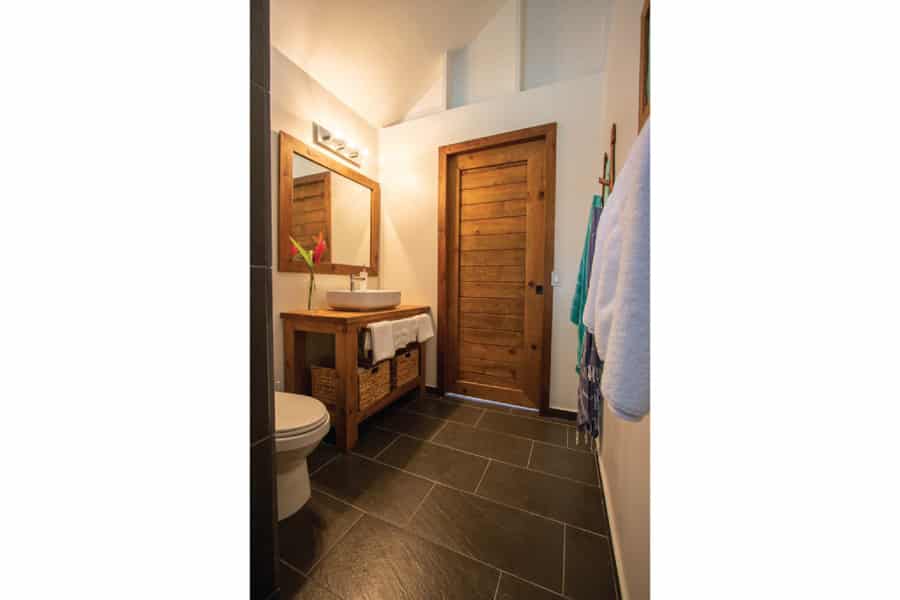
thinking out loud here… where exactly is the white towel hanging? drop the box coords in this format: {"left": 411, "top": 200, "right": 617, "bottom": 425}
{"left": 583, "top": 120, "right": 650, "bottom": 421}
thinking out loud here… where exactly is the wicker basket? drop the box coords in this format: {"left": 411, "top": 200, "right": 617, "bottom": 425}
{"left": 310, "top": 365, "right": 337, "bottom": 406}
{"left": 392, "top": 345, "right": 419, "bottom": 389}
{"left": 358, "top": 361, "right": 390, "bottom": 411}
{"left": 311, "top": 361, "right": 390, "bottom": 412}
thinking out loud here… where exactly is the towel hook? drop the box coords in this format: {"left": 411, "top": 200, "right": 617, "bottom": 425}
{"left": 597, "top": 123, "right": 617, "bottom": 192}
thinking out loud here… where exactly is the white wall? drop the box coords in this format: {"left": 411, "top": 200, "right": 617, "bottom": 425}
{"left": 414, "top": 0, "right": 612, "bottom": 119}
{"left": 522, "top": 0, "right": 612, "bottom": 90}
{"left": 404, "top": 56, "right": 448, "bottom": 122}
{"left": 448, "top": 0, "right": 520, "bottom": 108}
{"left": 379, "top": 75, "right": 605, "bottom": 407}
{"left": 270, "top": 48, "right": 380, "bottom": 389}
{"left": 595, "top": 1, "right": 649, "bottom": 599}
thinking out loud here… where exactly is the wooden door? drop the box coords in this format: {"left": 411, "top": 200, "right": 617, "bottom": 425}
{"left": 440, "top": 125, "right": 557, "bottom": 410}
{"left": 291, "top": 172, "right": 331, "bottom": 262}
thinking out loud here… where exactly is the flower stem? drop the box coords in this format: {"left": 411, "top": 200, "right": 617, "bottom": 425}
{"left": 307, "top": 269, "right": 315, "bottom": 310}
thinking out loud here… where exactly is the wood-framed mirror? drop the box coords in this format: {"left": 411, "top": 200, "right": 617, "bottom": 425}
{"left": 278, "top": 130, "right": 380, "bottom": 275}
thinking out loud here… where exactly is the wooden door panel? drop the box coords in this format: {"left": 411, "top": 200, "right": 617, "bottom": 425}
{"left": 460, "top": 356, "right": 520, "bottom": 380}
{"left": 459, "top": 341, "right": 523, "bottom": 365}
{"left": 461, "top": 327, "right": 524, "bottom": 347}
{"left": 441, "top": 126, "right": 554, "bottom": 411}
{"left": 459, "top": 233, "right": 526, "bottom": 251}
{"left": 460, "top": 215, "right": 526, "bottom": 236}
{"left": 293, "top": 181, "right": 324, "bottom": 198}
{"left": 461, "top": 163, "right": 527, "bottom": 189}
{"left": 292, "top": 208, "right": 327, "bottom": 224}
{"left": 459, "top": 282, "right": 524, "bottom": 299}
{"left": 456, "top": 142, "right": 542, "bottom": 170}
{"left": 521, "top": 144, "right": 546, "bottom": 409}
{"left": 292, "top": 172, "right": 331, "bottom": 262}
{"left": 458, "top": 371, "right": 519, "bottom": 388}
{"left": 459, "top": 249, "right": 525, "bottom": 266}
{"left": 292, "top": 197, "right": 326, "bottom": 213}
{"left": 461, "top": 199, "right": 526, "bottom": 220}
{"left": 460, "top": 265, "right": 524, "bottom": 282}
{"left": 291, "top": 222, "right": 328, "bottom": 238}
{"left": 460, "top": 310, "right": 524, "bottom": 330}
{"left": 461, "top": 182, "right": 528, "bottom": 206}
{"left": 445, "top": 154, "right": 462, "bottom": 393}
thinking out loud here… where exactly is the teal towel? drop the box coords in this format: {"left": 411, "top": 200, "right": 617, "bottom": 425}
{"left": 571, "top": 194, "right": 604, "bottom": 370}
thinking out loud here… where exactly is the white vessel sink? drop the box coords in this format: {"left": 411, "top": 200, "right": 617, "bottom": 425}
{"left": 326, "top": 290, "right": 401, "bottom": 311}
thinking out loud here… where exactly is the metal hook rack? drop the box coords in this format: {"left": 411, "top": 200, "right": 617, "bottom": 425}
{"left": 597, "top": 123, "right": 617, "bottom": 192}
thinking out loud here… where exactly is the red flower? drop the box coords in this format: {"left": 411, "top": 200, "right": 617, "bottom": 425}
{"left": 312, "top": 232, "right": 327, "bottom": 264}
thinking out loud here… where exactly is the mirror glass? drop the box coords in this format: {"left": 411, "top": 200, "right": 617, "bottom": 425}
{"left": 291, "top": 153, "right": 372, "bottom": 267}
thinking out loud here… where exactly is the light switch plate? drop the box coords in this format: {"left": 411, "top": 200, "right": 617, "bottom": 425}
{"left": 551, "top": 271, "right": 560, "bottom": 287}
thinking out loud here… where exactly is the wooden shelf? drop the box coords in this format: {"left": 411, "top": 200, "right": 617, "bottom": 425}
{"left": 282, "top": 305, "right": 430, "bottom": 451}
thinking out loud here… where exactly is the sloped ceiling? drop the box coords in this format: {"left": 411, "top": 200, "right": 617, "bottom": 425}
{"left": 271, "top": 0, "right": 506, "bottom": 127}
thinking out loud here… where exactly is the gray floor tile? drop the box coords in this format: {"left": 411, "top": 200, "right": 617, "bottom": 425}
{"left": 404, "top": 396, "right": 485, "bottom": 425}
{"left": 433, "top": 421, "right": 533, "bottom": 466}
{"left": 529, "top": 442, "right": 599, "bottom": 486}
{"left": 496, "top": 573, "right": 566, "bottom": 600}
{"left": 371, "top": 410, "right": 447, "bottom": 440}
{"left": 476, "top": 461, "right": 608, "bottom": 534}
{"left": 311, "top": 515, "right": 499, "bottom": 600}
{"left": 352, "top": 424, "right": 398, "bottom": 458}
{"left": 307, "top": 443, "right": 340, "bottom": 475}
{"left": 280, "top": 563, "right": 342, "bottom": 600}
{"left": 378, "top": 436, "right": 488, "bottom": 492}
{"left": 408, "top": 484, "right": 564, "bottom": 592}
{"left": 311, "top": 454, "right": 432, "bottom": 525}
{"left": 565, "top": 526, "right": 617, "bottom": 600}
{"left": 476, "top": 411, "right": 568, "bottom": 446}
{"left": 278, "top": 490, "right": 363, "bottom": 574}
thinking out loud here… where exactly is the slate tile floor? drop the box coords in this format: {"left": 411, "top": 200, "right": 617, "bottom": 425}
{"left": 279, "top": 392, "right": 618, "bottom": 600}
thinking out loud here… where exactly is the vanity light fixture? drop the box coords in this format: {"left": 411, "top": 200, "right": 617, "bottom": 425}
{"left": 314, "top": 122, "right": 362, "bottom": 167}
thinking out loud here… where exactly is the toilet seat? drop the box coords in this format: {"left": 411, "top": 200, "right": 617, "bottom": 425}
{"left": 275, "top": 392, "right": 329, "bottom": 438}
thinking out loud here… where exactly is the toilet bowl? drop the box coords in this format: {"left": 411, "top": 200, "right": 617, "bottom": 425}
{"left": 274, "top": 391, "right": 330, "bottom": 521}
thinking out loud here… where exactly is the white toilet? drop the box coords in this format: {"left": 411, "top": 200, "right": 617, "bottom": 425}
{"left": 274, "top": 391, "right": 330, "bottom": 521}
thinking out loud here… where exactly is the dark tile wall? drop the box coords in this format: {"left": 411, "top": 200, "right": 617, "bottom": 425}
{"left": 250, "top": 0, "right": 277, "bottom": 598}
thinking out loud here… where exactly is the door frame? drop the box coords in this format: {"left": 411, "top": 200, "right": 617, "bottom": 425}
{"left": 437, "top": 123, "right": 557, "bottom": 414}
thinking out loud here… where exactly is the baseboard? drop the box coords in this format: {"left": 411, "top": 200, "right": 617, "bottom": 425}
{"left": 598, "top": 447, "right": 630, "bottom": 600}
{"left": 543, "top": 407, "right": 576, "bottom": 421}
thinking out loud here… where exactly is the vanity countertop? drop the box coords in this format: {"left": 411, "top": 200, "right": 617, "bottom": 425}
{"left": 280, "top": 304, "right": 430, "bottom": 327}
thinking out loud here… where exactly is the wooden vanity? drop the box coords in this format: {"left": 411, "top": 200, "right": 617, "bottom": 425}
{"left": 281, "top": 305, "right": 430, "bottom": 451}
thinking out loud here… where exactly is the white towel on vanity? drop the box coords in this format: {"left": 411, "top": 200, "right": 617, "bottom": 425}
{"left": 391, "top": 317, "right": 418, "bottom": 349}
{"left": 367, "top": 314, "right": 435, "bottom": 363}
{"left": 368, "top": 321, "right": 395, "bottom": 363}
{"left": 414, "top": 313, "right": 434, "bottom": 343}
